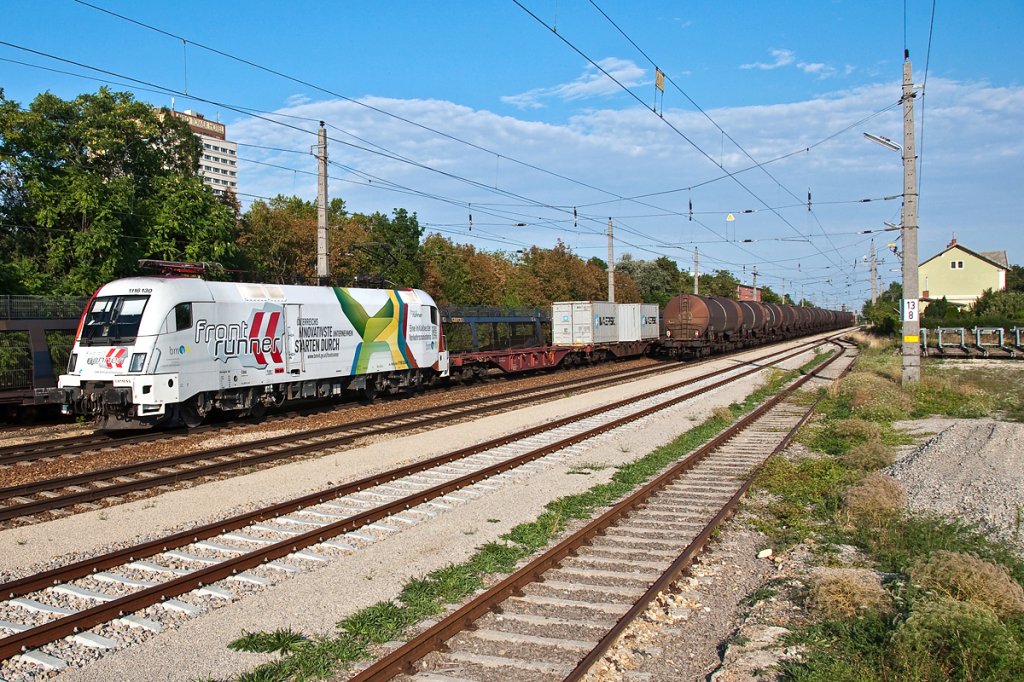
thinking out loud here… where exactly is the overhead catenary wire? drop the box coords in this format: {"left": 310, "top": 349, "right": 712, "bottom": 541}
{"left": 64, "top": 0, "right": 875, "bottom": 288}
{"left": 0, "top": 12, "right": 891, "bottom": 307}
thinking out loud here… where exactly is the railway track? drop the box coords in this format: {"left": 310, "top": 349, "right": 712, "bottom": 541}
{"left": 0, "top": 339, "right": 827, "bottom": 524}
{"left": 351, "top": 342, "right": 852, "bottom": 682}
{"left": 0, "top": 336, "right": 841, "bottom": 674}
{"left": 0, "top": 358, "right": 667, "bottom": 466}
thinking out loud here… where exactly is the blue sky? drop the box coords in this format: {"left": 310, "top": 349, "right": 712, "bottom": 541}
{"left": 3, "top": 1, "right": 1022, "bottom": 309}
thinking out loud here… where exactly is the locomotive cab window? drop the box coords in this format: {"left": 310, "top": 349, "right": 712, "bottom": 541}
{"left": 174, "top": 303, "right": 193, "bottom": 331}
{"left": 430, "top": 306, "right": 438, "bottom": 325}
{"left": 80, "top": 295, "right": 149, "bottom": 346}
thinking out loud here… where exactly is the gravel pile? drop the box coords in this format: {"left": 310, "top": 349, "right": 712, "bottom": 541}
{"left": 886, "top": 418, "right": 1024, "bottom": 553}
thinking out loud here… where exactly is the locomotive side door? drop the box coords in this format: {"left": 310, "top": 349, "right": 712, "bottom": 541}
{"left": 285, "top": 303, "right": 303, "bottom": 376}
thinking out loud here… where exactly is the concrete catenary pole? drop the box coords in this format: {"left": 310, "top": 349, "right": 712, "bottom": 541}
{"left": 870, "top": 239, "right": 878, "bottom": 304}
{"left": 316, "top": 121, "right": 330, "bottom": 285}
{"left": 901, "top": 54, "right": 920, "bottom": 384}
{"left": 693, "top": 248, "right": 699, "bottom": 295}
{"left": 607, "top": 218, "right": 615, "bottom": 302}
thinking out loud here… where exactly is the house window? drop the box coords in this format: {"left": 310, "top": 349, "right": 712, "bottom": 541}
{"left": 950, "top": 260, "right": 964, "bottom": 269}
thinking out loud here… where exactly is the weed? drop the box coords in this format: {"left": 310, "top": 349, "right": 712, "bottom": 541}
{"left": 891, "top": 598, "right": 1024, "bottom": 680}
{"left": 740, "top": 585, "right": 778, "bottom": 607}
{"left": 228, "top": 628, "right": 308, "bottom": 655}
{"left": 338, "top": 601, "right": 409, "bottom": 643}
{"left": 807, "top": 568, "right": 890, "bottom": 619}
{"left": 909, "top": 551, "right": 1024, "bottom": 617}
{"left": 840, "top": 440, "right": 894, "bottom": 471}
{"left": 841, "top": 473, "right": 905, "bottom": 525}
{"left": 567, "top": 462, "right": 608, "bottom": 475}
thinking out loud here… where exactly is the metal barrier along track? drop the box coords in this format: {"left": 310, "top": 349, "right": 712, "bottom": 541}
{"left": 348, "top": 344, "right": 850, "bottom": 682}
{"left": 0, "top": 339, "right": 836, "bottom": 669}
{"left": 0, "top": 338, "right": 830, "bottom": 523}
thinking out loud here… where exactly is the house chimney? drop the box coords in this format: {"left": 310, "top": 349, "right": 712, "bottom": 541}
{"left": 947, "top": 232, "right": 957, "bottom": 249}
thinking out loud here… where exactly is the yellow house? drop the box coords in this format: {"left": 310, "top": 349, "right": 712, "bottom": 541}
{"left": 919, "top": 237, "right": 1008, "bottom": 312}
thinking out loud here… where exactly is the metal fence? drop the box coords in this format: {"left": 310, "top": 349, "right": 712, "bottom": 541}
{"left": 0, "top": 296, "right": 89, "bottom": 320}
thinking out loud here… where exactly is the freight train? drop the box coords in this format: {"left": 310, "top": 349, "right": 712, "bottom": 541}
{"left": 48, "top": 267, "right": 854, "bottom": 430}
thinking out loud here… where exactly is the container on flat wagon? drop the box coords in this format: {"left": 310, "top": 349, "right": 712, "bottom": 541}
{"left": 617, "top": 303, "right": 641, "bottom": 342}
{"left": 552, "top": 302, "right": 575, "bottom": 345}
{"left": 640, "top": 303, "right": 660, "bottom": 340}
{"left": 552, "top": 301, "right": 618, "bottom": 345}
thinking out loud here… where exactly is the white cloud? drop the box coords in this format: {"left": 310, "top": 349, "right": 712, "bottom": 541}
{"left": 742, "top": 49, "right": 848, "bottom": 80}
{"left": 228, "top": 78, "right": 1024, "bottom": 306}
{"left": 740, "top": 49, "right": 796, "bottom": 70}
{"left": 500, "top": 57, "right": 646, "bottom": 110}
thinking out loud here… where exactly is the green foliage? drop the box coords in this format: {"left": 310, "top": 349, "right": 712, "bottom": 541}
{"left": 701, "top": 269, "right": 742, "bottom": 298}
{"left": 0, "top": 88, "right": 238, "bottom": 295}
{"left": 0, "top": 331, "right": 30, "bottom": 390}
{"left": 229, "top": 629, "right": 308, "bottom": 655}
{"left": 861, "top": 281, "right": 902, "bottom": 335}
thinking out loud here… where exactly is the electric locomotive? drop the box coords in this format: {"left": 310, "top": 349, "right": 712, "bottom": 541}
{"left": 52, "top": 268, "right": 448, "bottom": 430}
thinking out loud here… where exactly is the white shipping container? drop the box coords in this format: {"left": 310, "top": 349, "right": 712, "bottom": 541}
{"left": 640, "top": 303, "right": 660, "bottom": 339}
{"left": 617, "top": 303, "right": 641, "bottom": 342}
{"left": 552, "top": 302, "right": 575, "bottom": 345}
{"left": 591, "top": 301, "right": 619, "bottom": 344}
{"left": 552, "top": 301, "right": 619, "bottom": 345}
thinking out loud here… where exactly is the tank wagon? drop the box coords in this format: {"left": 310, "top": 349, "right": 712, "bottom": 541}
{"left": 51, "top": 275, "right": 448, "bottom": 429}
{"left": 660, "top": 293, "right": 854, "bottom": 358}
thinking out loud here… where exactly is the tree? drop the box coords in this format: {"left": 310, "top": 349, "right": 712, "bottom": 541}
{"left": 0, "top": 88, "right": 238, "bottom": 294}
{"left": 760, "top": 286, "right": 783, "bottom": 304}
{"left": 701, "top": 269, "right": 741, "bottom": 298}
{"left": 862, "top": 281, "right": 902, "bottom": 334}
{"left": 1006, "top": 264, "right": 1024, "bottom": 292}
{"left": 615, "top": 254, "right": 681, "bottom": 305}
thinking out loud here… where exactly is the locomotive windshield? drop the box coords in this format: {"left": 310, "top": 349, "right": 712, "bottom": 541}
{"left": 79, "top": 295, "right": 150, "bottom": 346}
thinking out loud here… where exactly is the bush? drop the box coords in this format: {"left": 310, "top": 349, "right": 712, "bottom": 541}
{"left": 808, "top": 568, "right": 890, "bottom": 619}
{"left": 841, "top": 440, "right": 895, "bottom": 471}
{"left": 892, "top": 598, "right": 1024, "bottom": 680}
{"left": 842, "top": 473, "right": 905, "bottom": 524}
{"left": 910, "top": 551, "right": 1024, "bottom": 618}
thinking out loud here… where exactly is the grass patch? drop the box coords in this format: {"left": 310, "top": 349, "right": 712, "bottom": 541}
{"left": 747, "top": 336, "right": 1024, "bottom": 682}
{"left": 227, "top": 349, "right": 835, "bottom": 681}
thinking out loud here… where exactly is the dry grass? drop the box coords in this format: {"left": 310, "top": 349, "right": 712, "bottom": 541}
{"left": 847, "top": 331, "right": 889, "bottom": 349}
{"left": 842, "top": 472, "right": 906, "bottom": 523}
{"left": 828, "top": 418, "right": 883, "bottom": 444}
{"left": 910, "top": 551, "right": 1024, "bottom": 618}
{"left": 808, "top": 567, "right": 890, "bottom": 619}
{"left": 842, "top": 373, "right": 914, "bottom": 419}
{"left": 841, "top": 440, "right": 895, "bottom": 471}
{"left": 711, "top": 406, "right": 733, "bottom": 423}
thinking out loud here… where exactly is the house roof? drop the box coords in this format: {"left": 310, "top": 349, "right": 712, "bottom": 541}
{"left": 980, "top": 250, "right": 1009, "bottom": 268}
{"left": 919, "top": 243, "right": 1009, "bottom": 270}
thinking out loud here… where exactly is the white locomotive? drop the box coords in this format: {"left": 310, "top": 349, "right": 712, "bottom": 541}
{"left": 53, "top": 269, "right": 449, "bottom": 429}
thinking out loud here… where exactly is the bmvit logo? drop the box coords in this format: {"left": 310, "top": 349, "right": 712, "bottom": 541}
{"left": 195, "top": 305, "right": 285, "bottom": 368}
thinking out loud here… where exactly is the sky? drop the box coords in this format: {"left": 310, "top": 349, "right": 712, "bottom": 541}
{"left": 2, "top": 0, "right": 1022, "bottom": 310}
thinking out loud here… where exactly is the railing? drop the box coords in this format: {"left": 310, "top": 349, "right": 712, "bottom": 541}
{"left": 0, "top": 296, "right": 89, "bottom": 320}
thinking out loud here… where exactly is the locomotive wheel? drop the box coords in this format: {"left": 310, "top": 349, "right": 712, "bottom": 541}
{"left": 179, "top": 394, "right": 209, "bottom": 428}
{"left": 361, "top": 375, "right": 381, "bottom": 404}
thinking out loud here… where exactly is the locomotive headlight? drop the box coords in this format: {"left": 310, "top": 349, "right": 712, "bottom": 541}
{"left": 129, "top": 353, "right": 147, "bottom": 373}
{"left": 68, "top": 353, "right": 78, "bottom": 373}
